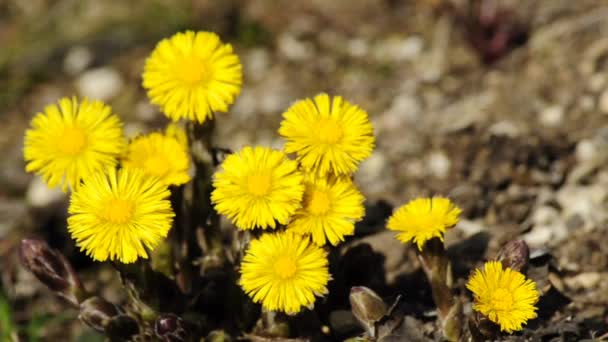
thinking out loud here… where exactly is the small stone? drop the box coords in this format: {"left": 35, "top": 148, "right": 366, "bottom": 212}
{"left": 578, "top": 95, "right": 595, "bottom": 111}
{"left": 63, "top": 46, "right": 93, "bottom": 76}
{"left": 347, "top": 38, "right": 369, "bottom": 58}
{"left": 357, "top": 152, "right": 387, "bottom": 183}
{"left": 575, "top": 139, "right": 597, "bottom": 162}
{"left": 76, "top": 67, "right": 124, "bottom": 101}
{"left": 539, "top": 105, "right": 564, "bottom": 127}
{"left": 244, "top": 48, "right": 270, "bottom": 82}
{"left": 277, "top": 34, "right": 313, "bottom": 61}
{"left": 134, "top": 101, "right": 157, "bottom": 122}
{"left": 26, "top": 177, "right": 65, "bottom": 208}
{"left": 599, "top": 89, "right": 608, "bottom": 114}
{"left": 489, "top": 120, "right": 521, "bottom": 137}
{"left": 530, "top": 205, "right": 560, "bottom": 225}
{"left": 455, "top": 219, "right": 484, "bottom": 237}
{"left": 0, "top": 200, "right": 28, "bottom": 238}
{"left": 564, "top": 272, "right": 602, "bottom": 290}
{"left": 427, "top": 151, "right": 450, "bottom": 179}
{"left": 522, "top": 226, "right": 553, "bottom": 247}
{"left": 588, "top": 73, "right": 606, "bottom": 92}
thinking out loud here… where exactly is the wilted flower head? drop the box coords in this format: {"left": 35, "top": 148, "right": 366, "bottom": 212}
{"left": 23, "top": 97, "right": 126, "bottom": 192}
{"left": 143, "top": 30, "right": 242, "bottom": 123}
{"left": 68, "top": 167, "right": 174, "bottom": 263}
{"left": 279, "top": 93, "right": 375, "bottom": 176}
{"left": 239, "top": 231, "right": 330, "bottom": 314}
{"left": 211, "top": 146, "right": 304, "bottom": 230}
{"left": 387, "top": 197, "right": 461, "bottom": 250}
{"left": 467, "top": 261, "right": 539, "bottom": 333}
{"left": 287, "top": 175, "right": 364, "bottom": 246}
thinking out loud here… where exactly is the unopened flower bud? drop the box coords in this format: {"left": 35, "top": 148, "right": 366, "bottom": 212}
{"left": 349, "top": 286, "right": 387, "bottom": 336}
{"left": 78, "top": 296, "right": 120, "bottom": 332}
{"left": 19, "top": 239, "right": 84, "bottom": 306}
{"left": 155, "top": 313, "right": 187, "bottom": 342}
{"left": 497, "top": 239, "right": 529, "bottom": 273}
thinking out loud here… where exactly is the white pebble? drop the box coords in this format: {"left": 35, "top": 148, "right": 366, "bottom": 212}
{"left": 76, "top": 67, "right": 124, "bottom": 101}
{"left": 63, "top": 46, "right": 93, "bottom": 76}
{"left": 539, "top": 105, "right": 564, "bottom": 127}
{"left": 26, "top": 178, "right": 65, "bottom": 208}
{"left": 575, "top": 139, "right": 597, "bottom": 162}
{"left": 599, "top": 89, "right": 608, "bottom": 114}
{"left": 427, "top": 151, "right": 450, "bottom": 179}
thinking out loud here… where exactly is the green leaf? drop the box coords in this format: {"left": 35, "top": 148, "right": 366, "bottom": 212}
{"left": 0, "top": 289, "right": 16, "bottom": 342}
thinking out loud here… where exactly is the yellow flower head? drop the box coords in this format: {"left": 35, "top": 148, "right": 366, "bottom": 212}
{"left": 142, "top": 31, "right": 242, "bottom": 123}
{"left": 165, "top": 122, "right": 189, "bottom": 148}
{"left": 387, "top": 197, "right": 461, "bottom": 250}
{"left": 240, "top": 231, "right": 330, "bottom": 314}
{"left": 211, "top": 146, "right": 304, "bottom": 230}
{"left": 23, "top": 97, "right": 126, "bottom": 192}
{"left": 67, "top": 167, "right": 174, "bottom": 263}
{"left": 122, "top": 128, "right": 191, "bottom": 186}
{"left": 278, "top": 93, "right": 375, "bottom": 176}
{"left": 467, "top": 261, "right": 539, "bottom": 333}
{"left": 287, "top": 175, "right": 365, "bottom": 246}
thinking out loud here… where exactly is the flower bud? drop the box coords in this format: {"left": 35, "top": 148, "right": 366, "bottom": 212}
{"left": 79, "top": 296, "right": 139, "bottom": 340}
{"left": 78, "top": 296, "right": 120, "bottom": 332}
{"left": 349, "top": 286, "right": 387, "bottom": 336}
{"left": 497, "top": 239, "right": 529, "bottom": 273}
{"left": 19, "top": 239, "right": 84, "bottom": 306}
{"left": 155, "top": 313, "right": 188, "bottom": 342}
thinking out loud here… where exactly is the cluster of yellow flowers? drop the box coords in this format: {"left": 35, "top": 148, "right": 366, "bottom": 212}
{"left": 23, "top": 29, "right": 539, "bottom": 334}
{"left": 386, "top": 197, "right": 539, "bottom": 333}
{"left": 23, "top": 30, "right": 244, "bottom": 263}
{"left": 211, "top": 93, "right": 375, "bottom": 313}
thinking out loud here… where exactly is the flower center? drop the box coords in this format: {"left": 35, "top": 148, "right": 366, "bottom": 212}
{"left": 102, "top": 199, "right": 135, "bottom": 224}
{"left": 175, "top": 56, "right": 209, "bottom": 85}
{"left": 307, "top": 190, "right": 332, "bottom": 215}
{"left": 317, "top": 119, "right": 343, "bottom": 144}
{"left": 59, "top": 126, "right": 87, "bottom": 155}
{"left": 247, "top": 174, "right": 272, "bottom": 197}
{"left": 144, "top": 155, "right": 170, "bottom": 178}
{"left": 490, "top": 288, "right": 514, "bottom": 311}
{"left": 274, "top": 256, "right": 297, "bottom": 279}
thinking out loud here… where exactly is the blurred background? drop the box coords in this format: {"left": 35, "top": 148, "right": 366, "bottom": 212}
{"left": 1, "top": 0, "right": 607, "bottom": 340}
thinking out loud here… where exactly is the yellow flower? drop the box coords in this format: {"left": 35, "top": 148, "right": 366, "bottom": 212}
{"left": 467, "top": 261, "right": 539, "bottom": 333}
{"left": 387, "top": 197, "right": 461, "bottom": 250}
{"left": 240, "top": 231, "right": 330, "bottom": 314}
{"left": 122, "top": 128, "right": 191, "bottom": 186}
{"left": 23, "top": 97, "right": 126, "bottom": 192}
{"left": 142, "top": 31, "right": 242, "bottom": 123}
{"left": 67, "top": 167, "right": 174, "bottom": 263}
{"left": 211, "top": 146, "right": 304, "bottom": 230}
{"left": 287, "top": 175, "right": 364, "bottom": 246}
{"left": 165, "top": 122, "right": 188, "bottom": 148}
{"left": 278, "top": 93, "right": 375, "bottom": 176}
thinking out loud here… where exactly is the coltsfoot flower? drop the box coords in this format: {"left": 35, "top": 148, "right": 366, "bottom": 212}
{"left": 240, "top": 231, "right": 330, "bottom": 314}
{"left": 122, "top": 127, "right": 191, "bottom": 186}
{"left": 467, "top": 261, "right": 539, "bottom": 333}
{"left": 279, "top": 93, "right": 374, "bottom": 176}
{"left": 68, "top": 167, "right": 174, "bottom": 263}
{"left": 142, "top": 31, "right": 242, "bottom": 123}
{"left": 23, "top": 97, "right": 126, "bottom": 192}
{"left": 287, "top": 175, "right": 364, "bottom": 246}
{"left": 387, "top": 197, "right": 461, "bottom": 250}
{"left": 211, "top": 146, "right": 304, "bottom": 230}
